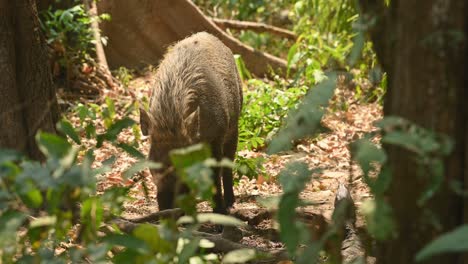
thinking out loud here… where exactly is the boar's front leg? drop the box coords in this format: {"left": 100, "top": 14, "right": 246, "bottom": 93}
{"left": 155, "top": 172, "right": 177, "bottom": 211}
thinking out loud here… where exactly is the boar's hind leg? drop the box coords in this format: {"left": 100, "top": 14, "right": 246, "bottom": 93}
{"left": 211, "top": 143, "right": 227, "bottom": 214}
{"left": 222, "top": 131, "right": 237, "bottom": 209}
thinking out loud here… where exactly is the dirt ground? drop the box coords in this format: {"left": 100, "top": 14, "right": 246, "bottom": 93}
{"left": 67, "top": 69, "right": 382, "bottom": 253}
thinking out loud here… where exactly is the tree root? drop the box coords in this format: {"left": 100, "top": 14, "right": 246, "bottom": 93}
{"left": 211, "top": 18, "right": 297, "bottom": 40}
{"left": 122, "top": 208, "right": 185, "bottom": 223}
{"left": 97, "top": 0, "right": 293, "bottom": 77}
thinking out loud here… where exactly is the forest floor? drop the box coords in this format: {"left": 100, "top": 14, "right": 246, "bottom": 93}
{"left": 66, "top": 69, "right": 382, "bottom": 252}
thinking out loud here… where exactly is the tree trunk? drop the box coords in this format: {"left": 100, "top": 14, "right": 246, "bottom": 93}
{"left": 360, "top": 0, "right": 468, "bottom": 263}
{"left": 83, "top": 0, "right": 109, "bottom": 70}
{"left": 96, "top": 0, "right": 290, "bottom": 77}
{"left": 0, "top": 0, "right": 59, "bottom": 160}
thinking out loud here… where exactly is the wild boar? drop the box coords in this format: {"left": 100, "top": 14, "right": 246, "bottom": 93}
{"left": 140, "top": 32, "right": 243, "bottom": 214}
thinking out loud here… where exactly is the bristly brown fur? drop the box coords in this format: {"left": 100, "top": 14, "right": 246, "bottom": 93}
{"left": 142, "top": 32, "right": 243, "bottom": 214}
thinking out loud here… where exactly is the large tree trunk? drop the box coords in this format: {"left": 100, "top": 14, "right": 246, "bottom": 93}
{"left": 0, "top": 0, "right": 59, "bottom": 160}
{"left": 96, "top": 0, "right": 289, "bottom": 77}
{"left": 360, "top": 1, "right": 467, "bottom": 263}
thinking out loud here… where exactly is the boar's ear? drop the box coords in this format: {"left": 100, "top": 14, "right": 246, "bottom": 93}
{"left": 140, "top": 107, "right": 151, "bottom": 136}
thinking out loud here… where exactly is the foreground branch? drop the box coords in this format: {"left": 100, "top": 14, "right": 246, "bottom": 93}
{"left": 211, "top": 18, "right": 297, "bottom": 40}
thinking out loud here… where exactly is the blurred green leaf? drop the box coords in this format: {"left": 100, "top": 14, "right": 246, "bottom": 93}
{"left": 361, "top": 198, "right": 395, "bottom": 241}
{"left": 81, "top": 197, "right": 104, "bottom": 240}
{"left": 178, "top": 238, "right": 200, "bottom": 264}
{"left": 36, "top": 132, "right": 72, "bottom": 159}
{"left": 133, "top": 224, "right": 173, "bottom": 253}
{"left": 30, "top": 216, "right": 57, "bottom": 228}
{"left": 234, "top": 54, "right": 252, "bottom": 81}
{"left": 103, "top": 234, "right": 150, "bottom": 254}
{"left": 0, "top": 149, "right": 21, "bottom": 165}
{"left": 416, "top": 225, "right": 468, "bottom": 262}
{"left": 223, "top": 249, "right": 257, "bottom": 263}
{"left": 97, "top": 118, "right": 135, "bottom": 147}
{"left": 277, "top": 162, "right": 315, "bottom": 257}
{"left": 122, "top": 160, "right": 162, "bottom": 179}
{"left": 268, "top": 72, "right": 337, "bottom": 154}
{"left": 21, "top": 188, "right": 43, "bottom": 209}
{"left": 105, "top": 97, "right": 116, "bottom": 119}
{"left": 170, "top": 144, "right": 212, "bottom": 171}
{"left": 116, "top": 143, "right": 145, "bottom": 159}
{"left": 180, "top": 213, "right": 246, "bottom": 227}
{"left": 57, "top": 119, "right": 81, "bottom": 144}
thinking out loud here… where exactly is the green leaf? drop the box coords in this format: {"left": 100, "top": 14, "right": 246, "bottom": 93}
{"left": 29, "top": 216, "right": 57, "bottom": 228}
{"left": 57, "top": 119, "right": 81, "bottom": 144}
{"left": 350, "top": 138, "right": 387, "bottom": 189}
{"left": 278, "top": 162, "right": 313, "bottom": 193}
{"left": 195, "top": 213, "right": 246, "bottom": 227}
{"left": 346, "top": 30, "right": 365, "bottom": 67}
{"left": 268, "top": 72, "right": 337, "bottom": 154}
{"left": 80, "top": 197, "right": 104, "bottom": 237}
{"left": 416, "top": 225, "right": 468, "bottom": 262}
{"left": 278, "top": 193, "right": 301, "bottom": 256}
{"left": 105, "top": 97, "right": 116, "bottom": 119}
{"left": 97, "top": 118, "right": 136, "bottom": 147}
{"left": 116, "top": 143, "right": 145, "bottom": 159}
{"left": 287, "top": 43, "right": 300, "bottom": 70}
{"left": 169, "top": 143, "right": 212, "bottom": 171}
{"left": 276, "top": 162, "right": 316, "bottom": 257}
{"left": 178, "top": 238, "right": 200, "bottom": 264}
{"left": 361, "top": 198, "right": 395, "bottom": 241}
{"left": 21, "top": 188, "right": 43, "bottom": 209}
{"left": 184, "top": 163, "right": 214, "bottom": 201}
{"left": 0, "top": 210, "right": 27, "bottom": 233}
{"left": 123, "top": 160, "right": 162, "bottom": 179}
{"left": 234, "top": 54, "right": 252, "bottom": 81}
{"left": 133, "top": 224, "right": 173, "bottom": 253}
{"left": 85, "top": 123, "right": 96, "bottom": 138}
{"left": 103, "top": 234, "right": 150, "bottom": 254}
{"left": 0, "top": 149, "right": 21, "bottom": 165}
{"left": 223, "top": 249, "right": 257, "bottom": 263}
{"left": 36, "top": 132, "right": 72, "bottom": 159}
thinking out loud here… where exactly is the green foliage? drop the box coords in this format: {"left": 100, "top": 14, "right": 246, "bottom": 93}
{"left": 223, "top": 249, "right": 257, "bottom": 263}
{"left": 114, "top": 67, "right": 135, "bottom": 88}
{"left": 194, "top": 0, "right": 293, "bottom": 23}
{"left": 0, "top": 133, "right": 124, "bottom": 262}
{"left": 268, "top": 72, "right": 337, "bottom": 153}
{"left": 277, "top": 162, "right": 315, "bottom": 257}
{"left": 351, "top": 117, "right": 454, "bottom": 242}
{"left": 0, "top": 104, "right": 251, "bottom": 263}
{"left": 40, "top": 4, "right": 95, "bottom": 64}
{"left": 239, "top": 79, "right": 307, "bottom": 150}
{"left": 416, "top": 225, "right": 468, "bottom": 262}
{"left": 234, "top": 155, "right": 265, "bottom": 182}
{"left": 377, "top": 117, "right": 453, "bottom": 205}
{"left": 72, "top": 98, "right": 142, "bottom": 156}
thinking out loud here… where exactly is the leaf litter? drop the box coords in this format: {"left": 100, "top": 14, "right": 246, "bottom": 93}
{"left": 66, "top": 69, "right": 383, "bottom": 251}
